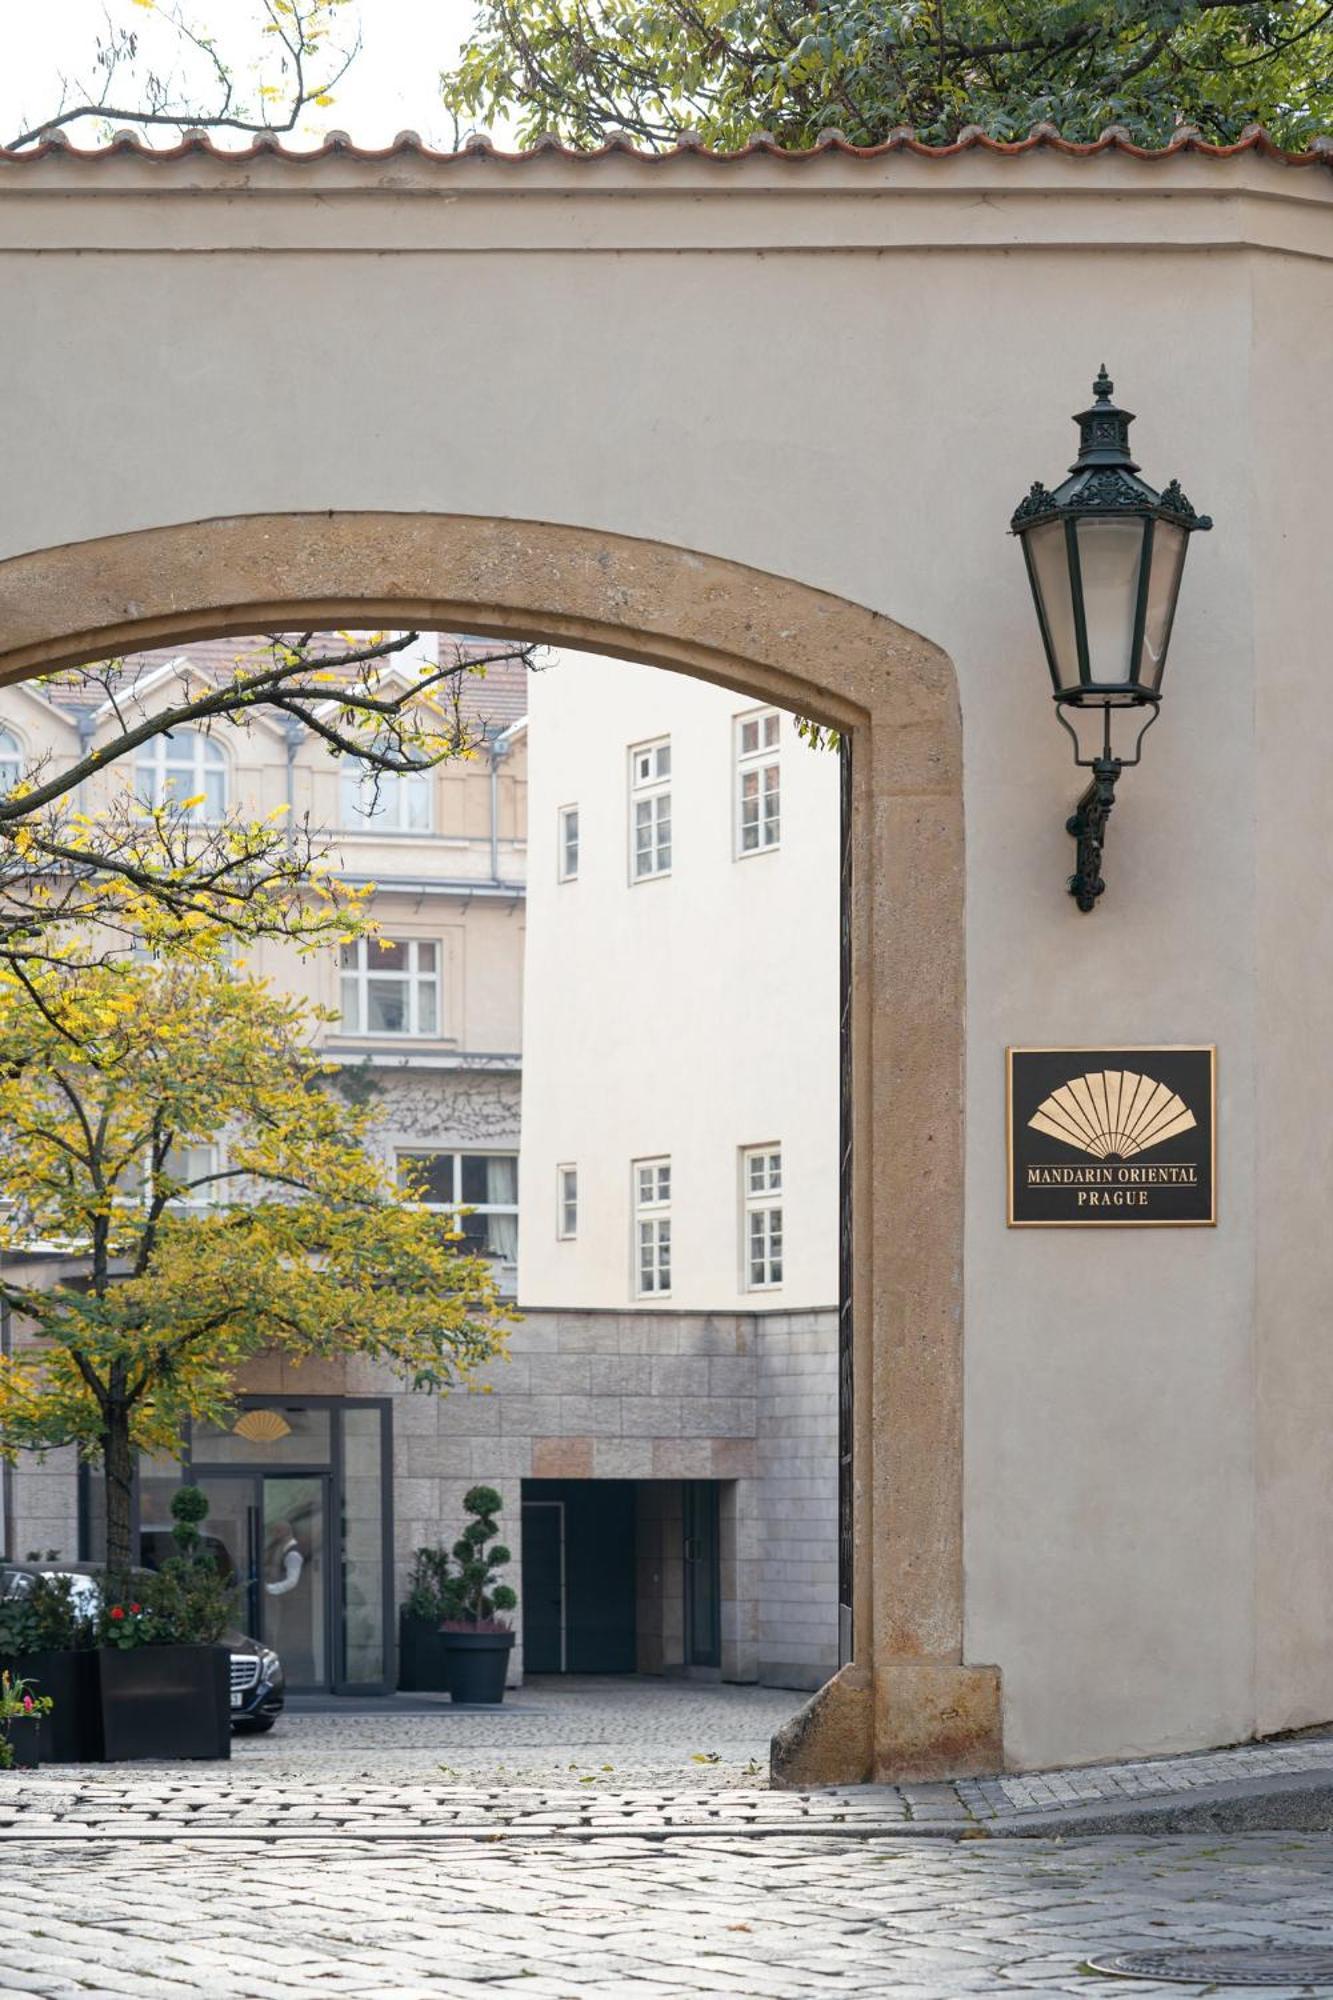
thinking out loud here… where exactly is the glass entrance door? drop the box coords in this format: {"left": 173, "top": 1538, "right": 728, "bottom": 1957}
{"left": 192, "top": 1473, "right": 331, "bottom": 1690}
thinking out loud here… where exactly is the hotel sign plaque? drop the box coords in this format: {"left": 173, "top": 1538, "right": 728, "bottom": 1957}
{"left": 1007, "top": 1046, "right": 1216, "bottom": 1227}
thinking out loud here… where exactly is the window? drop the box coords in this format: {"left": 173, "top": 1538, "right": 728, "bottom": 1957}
{"left": 742, "top": 1146, "right": 783, "bottom": 1290}
{"left": 634, "top": 1156, "right": 671, "bottom": 1297}
{"left": 629, "top": 738, "right": 671, "bottom": 881}
{"left": 0, "top": 727, "right": 22, "bottom": 795}
{"left": 339, "top": 938, "right": 440, "bottom": 1037}
{"left": 558, "top": 806, "right": 580, "bottom": 882}
{"left": 134, "top": 728, "right": 228, "bottom": 820}
{"left": 161, "top": 1143, "right": 221, "bottom": 1213}
{"left": 120, "top": 1142, "right": 221, "bottom": 1213}
{"left": 557, "top": 1165, "right": 578, "bottom": 1240}
{"left": 342, "top": 758, "right": 432, "bottom": 834}
{"left": 397, "top": 1151, "right": 519, "bottom": 1267}
{"left": 736, "top": 709, "right": 781, "bottom": 855}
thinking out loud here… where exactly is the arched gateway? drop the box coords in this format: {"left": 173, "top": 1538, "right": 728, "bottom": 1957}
{"left": 2, "top": 129, "right": 1331, "bottom": 1778}
{"left": 0, "top": 510, "right": 985, "bottom": 1785}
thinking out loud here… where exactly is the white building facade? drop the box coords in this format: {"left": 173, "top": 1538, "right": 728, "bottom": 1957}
{"left": 512, "top": 650, "right": 842, "bottom": 1688}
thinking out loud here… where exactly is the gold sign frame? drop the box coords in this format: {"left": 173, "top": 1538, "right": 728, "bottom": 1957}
{"left": 1006, "top": 1044, "right": 1217, "bottom": 1228}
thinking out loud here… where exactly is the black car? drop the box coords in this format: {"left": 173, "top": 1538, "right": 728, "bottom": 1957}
{"left": 0, "top": 1561, "right": 285, "bottom": 1734}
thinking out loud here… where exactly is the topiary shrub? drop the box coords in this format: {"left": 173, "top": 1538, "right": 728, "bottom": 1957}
{"left": 438, "top": 1486, "right": 518, "bottom": 1629}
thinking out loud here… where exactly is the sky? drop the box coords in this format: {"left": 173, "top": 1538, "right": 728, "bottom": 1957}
{"left": 0, "top": 0, "right": 510, "bottom": 153}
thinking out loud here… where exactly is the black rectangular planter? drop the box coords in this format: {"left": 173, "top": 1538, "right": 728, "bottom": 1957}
{"left": 96, "top": 1645, "right": 231, "bottom": 1762}
{"left": 0, "top": 1651, "right": 100, "bottom": 1764}
{"left": 397, "top": 1613, "right": 449, "bottom": 1693}
{"left": 3, "top": 1714, "right": 41, "bottom": 1770}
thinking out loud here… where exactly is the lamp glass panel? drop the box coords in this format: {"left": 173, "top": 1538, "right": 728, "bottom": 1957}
{"left": 1025, "top": 520, "right": 1079, "bottom": 692}
{"left": 1138, "top": 522, "right": 1187, "bottom": 691}
{"left": 1075, "top": 517, "right": 1146, "bottom": 695}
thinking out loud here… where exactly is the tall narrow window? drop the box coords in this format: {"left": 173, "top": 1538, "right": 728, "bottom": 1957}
{"left": 742, "top": 1145, "right": 783, "bottom": 1290}
{"left": 735, "top": 709, "right": 781, "bottom": 856}
{"left": 634, "top": 1156, "right": 672, "bottom": 1297}
{"left": 135, "top": 728, "right": 228, "bottom": 821}
{"left": 629, "top": 738, "right": 671, "bottom": 881}
{"left": 342, "top": 758, "right": 432, "bottom": 833}
{"left": 339, "top": 938, "right": 440, "bottom": 1037}
{"left": 558, "top": 806, "right": 580, "bottom": 882}
{"left": 558, "top": 1164, "right": 578, "bottom": 1239}
{"left": 0, "top": 728, "right": 22, "bottom": 795}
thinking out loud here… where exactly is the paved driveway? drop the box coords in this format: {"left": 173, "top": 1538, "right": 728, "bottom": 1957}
{"left": 240, "top": 1675, "right": 805, "bottom": 1787}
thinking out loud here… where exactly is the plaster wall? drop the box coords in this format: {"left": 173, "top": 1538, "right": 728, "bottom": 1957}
{"left": 0, "top": 148, "right": 1328, "bottom": 1769}
{"left": 1251, "top": 251, "right": 1333, "bottom": 1740}
{"left": 519, "top": 648, "right": 839, "bottom": 1312}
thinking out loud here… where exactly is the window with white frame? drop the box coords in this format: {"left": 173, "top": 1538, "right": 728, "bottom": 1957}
{"left": 134, "top": 728, "right": 228, "bottom": 820}
{"left": 558, "top": 806, "right": 580, "bottom": 882}
{"left": 161, "top": 1143, "right": 222, "bottom": 1213}
{"left": 339, "top": 938, "right": 440, "bottom": 1037}
{"left": 396, "top": 1150, "right": 519, "bottom": 1266}
{"left": 120, "top": 1142, "right": 221, "bottom": 1213}
{"left": 634, "top": 1157, "right": 672, "bottom": 1297}
{"left": 341, "top": 757, "right": 432, "bottom": 834}
{"left": 742, "top": 1145, "right": 783, "bottom": 1290}
{"left": 629, "top": 739, "right": 671, "bottom": 881}
{"left": 0, "top": 727, "right": 22, "bottom": 795}
{"left": 556, "top": 1164, "right": 578, "bottom": 1239}
{"left": 735, "top": 709, "right": 781, "bottom": 856}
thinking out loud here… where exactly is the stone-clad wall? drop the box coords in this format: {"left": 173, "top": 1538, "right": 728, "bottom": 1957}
{"left": 7, "top": 1299, "right": 839, "bottom": 1697}
{"left": 369, "top": 1304, "right": 839, "bottom": 1689}
{"left": 757, "top": 1312, "right": 840, "bottom": 1690}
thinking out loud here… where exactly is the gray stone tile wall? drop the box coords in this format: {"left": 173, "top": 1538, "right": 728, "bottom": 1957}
{"left": 7, "top": 1300, "right": 839, "bottom": 1701}
{"left": 756, "top": 1310, "right": 840, "bottom": 1690}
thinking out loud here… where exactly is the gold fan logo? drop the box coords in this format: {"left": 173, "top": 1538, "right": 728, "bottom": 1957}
{"left": 1028, "top": 1069, "right": 1196, "bottom": 1162}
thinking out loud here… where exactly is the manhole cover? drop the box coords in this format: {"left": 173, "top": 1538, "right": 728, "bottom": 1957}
{"left": 1089, "top": 1946, "right": 1333, "bottom": 1986}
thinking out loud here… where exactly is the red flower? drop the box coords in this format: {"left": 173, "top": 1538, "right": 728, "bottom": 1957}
{"left": 22, "top": 1696, "right": 33, "bottom": 1711}
{"left": 129, "top": 1603, "right": 142, "bottom": 1615}
{"left": 109, "top": 1606, "right": 125, "bottom": 1621}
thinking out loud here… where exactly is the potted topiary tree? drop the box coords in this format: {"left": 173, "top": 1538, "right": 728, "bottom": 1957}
{"left": 94, "top": 1485, "right": 234, "bottom": 1762}
{"left": 397, "top": 1545, "right": 454, "bottom": 1693}
{"left": 0, "top": 1567, "right": 99, "bottom": 1763}
{"left": 438, "top": 1486, "right": 517, "bottom": 1706}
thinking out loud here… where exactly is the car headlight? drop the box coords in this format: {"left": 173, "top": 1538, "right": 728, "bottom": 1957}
{"left": 258, "top": 1648, "right": 283, "bottom": 1683}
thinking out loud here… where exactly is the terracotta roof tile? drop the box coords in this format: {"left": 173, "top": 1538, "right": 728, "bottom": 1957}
{"left": 1, "top": 122, "right": 1329, "bottom": 170}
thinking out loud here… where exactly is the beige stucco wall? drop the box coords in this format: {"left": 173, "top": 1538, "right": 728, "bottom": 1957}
{"left": 0, "top": 144, "right": 1329, "bottom": 1769}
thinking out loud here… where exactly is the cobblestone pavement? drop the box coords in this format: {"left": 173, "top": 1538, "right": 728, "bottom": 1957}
{"left": 4, "top": 1686, "right": 1333, "bottom": 1995}
{"left": 4, "top": 1829, "right": 1333, "bottom": 1998}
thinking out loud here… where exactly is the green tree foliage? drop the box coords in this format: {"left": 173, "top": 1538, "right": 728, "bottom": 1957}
{"left": 0, "top": 954, "right": 515, "bottom": 1571}
{"left": 444, "top": 0, "right": 1333, "bottom": 152}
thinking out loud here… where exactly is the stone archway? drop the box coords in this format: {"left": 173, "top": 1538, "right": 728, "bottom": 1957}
{"left": 0, "top": 511, "right": 1001, "bottom": 1783}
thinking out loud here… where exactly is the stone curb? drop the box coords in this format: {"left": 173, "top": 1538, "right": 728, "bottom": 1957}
{"left": 968, "top": 1766, "right": 1333, "bottom": 1840}
{"left": 3, "top": 1770, "right": 1333, "bottom": 1844}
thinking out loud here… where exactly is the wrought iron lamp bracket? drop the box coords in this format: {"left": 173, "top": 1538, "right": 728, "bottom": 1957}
{"left": 1055, "top": 700, "right": 1159, "bottom": 912}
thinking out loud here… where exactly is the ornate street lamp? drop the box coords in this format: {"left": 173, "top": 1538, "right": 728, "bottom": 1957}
{"left": 1012, "top": 367, "right": 1212, "bottom": 912}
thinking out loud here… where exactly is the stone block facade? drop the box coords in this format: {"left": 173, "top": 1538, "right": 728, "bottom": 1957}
{"left": 5, "top": 1304, "right": 839, "bottom": 1695}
